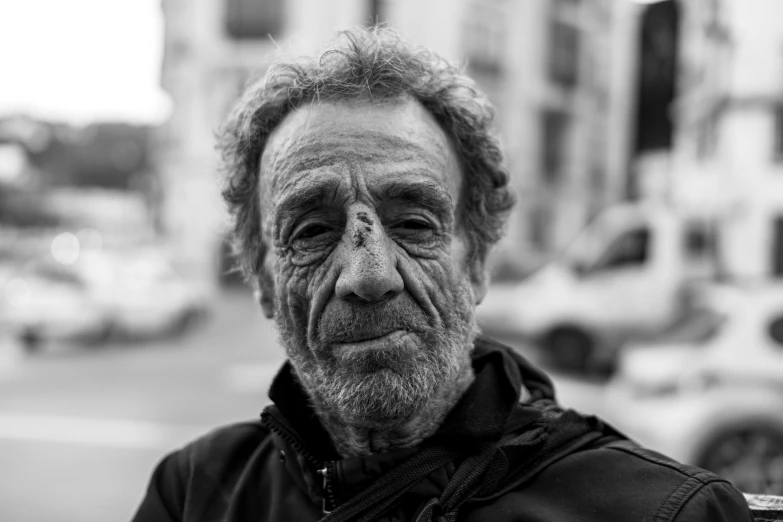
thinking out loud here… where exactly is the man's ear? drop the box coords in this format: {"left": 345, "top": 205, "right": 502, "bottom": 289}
{"left": 256, "top": 288, "right": 274, "bottom": 319}
{"left": 469, "top": 259, "right": 489, "bottom": 305}
{"left": 254, "top": 269, "right": 275, "bottom": 319}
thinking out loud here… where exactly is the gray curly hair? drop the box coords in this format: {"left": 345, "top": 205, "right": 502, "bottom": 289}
{"left": 218, "top": 26, "right": 515, "bottom": 286}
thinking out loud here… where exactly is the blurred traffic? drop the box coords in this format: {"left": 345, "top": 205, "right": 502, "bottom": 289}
{"left": 0, "top": 246, "right": 208, "bottom": 353}
{"left": 2, "top": 0, "right": 783, "bottom": 520}
{"left": 606, "top": 284, "right": 783, "bottom": 495}
{"left": 479, "top": 202, "right": 719, "bottom": 373}
{"left": 478, "top": 204, "right": 783, "bottom": 495}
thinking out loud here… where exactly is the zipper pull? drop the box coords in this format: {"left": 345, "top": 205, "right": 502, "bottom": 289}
{"left": 318, "top": 463, "right": 334, "bottom": 514}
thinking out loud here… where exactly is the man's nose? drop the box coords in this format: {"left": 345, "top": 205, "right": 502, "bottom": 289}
{"left": 335, "top": 212, "right": 404, "bottom": 302}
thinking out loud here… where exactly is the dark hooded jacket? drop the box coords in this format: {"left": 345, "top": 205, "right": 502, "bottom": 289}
{"left": 131, "top": 337, "right": 753, "bottom": 521}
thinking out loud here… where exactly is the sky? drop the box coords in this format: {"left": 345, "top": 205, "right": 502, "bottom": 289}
{"left": 0, "top": 0, "right": 171, "bottom": 125}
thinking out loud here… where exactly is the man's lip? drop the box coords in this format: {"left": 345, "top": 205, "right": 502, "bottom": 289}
{"left": 334, "top": 329, "right": 407, "bottom": 347}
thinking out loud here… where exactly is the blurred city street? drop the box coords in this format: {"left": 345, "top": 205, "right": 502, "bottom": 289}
{"left": 3, "top": 0, "right": 783, "bottom": 517}
{"left": 0, "top": 289, "right": 279, "bottom": 522}
{"left": 0, "top": 289, "right": 607, "bottom": 522}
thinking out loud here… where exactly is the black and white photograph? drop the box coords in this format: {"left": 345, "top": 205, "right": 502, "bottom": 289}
{"left": 1, "top": 0, "right": 782, "bottom": 520}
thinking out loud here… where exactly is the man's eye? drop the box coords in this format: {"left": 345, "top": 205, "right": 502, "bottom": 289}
{"left": 398, "top": 219, "right": 432, "bottom": 230}
{"left": 295, "top": 224, "right": 330, "bottom": 240}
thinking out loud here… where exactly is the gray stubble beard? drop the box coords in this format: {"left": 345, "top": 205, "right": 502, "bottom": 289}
{"left": 276, "top": 279, "right": 479, "bottom": 435}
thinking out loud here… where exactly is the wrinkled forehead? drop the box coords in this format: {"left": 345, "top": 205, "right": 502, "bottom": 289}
{"left": 257, "top": 99, "right": 463, "bottom": 213}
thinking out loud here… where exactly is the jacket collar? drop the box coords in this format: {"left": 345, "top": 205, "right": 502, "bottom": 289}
{"left": 262, "top": 336, "right": 559, "bottom": 508}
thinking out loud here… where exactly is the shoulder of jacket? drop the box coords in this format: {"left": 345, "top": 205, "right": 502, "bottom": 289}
{"left": 464, "top": 435, "right": 752, "bottom": 522}
{"left": 596, "top": 440, "right": 752, "bottom": 521}
{"left": 172, "top": 420, "right": 272, "bottom": 473}
{"left": 601, "top": 439, "right": 723, "bottom": 484}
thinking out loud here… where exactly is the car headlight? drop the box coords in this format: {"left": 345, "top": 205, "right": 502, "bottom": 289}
{"left": 626, "top": 371, "right": 720, "bottom": 398}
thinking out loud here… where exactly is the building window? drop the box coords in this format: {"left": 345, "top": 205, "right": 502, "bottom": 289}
{"left": 769, "top": 316, "right": 783, "bottom": 346}
{"left": 588, "top": 165, "right": 606, "bottom": 193}
{"left": 541, "top": 110, "right": 569, "bottom": 184}
{"left": 368, "top": 0, "right": 385, "bottom": 24}
{"left": 548, "top": 21, "right": 579, "bottom": 88}
{"left": 697, "top": 115, "right": 717, "bottom": 159}
{"left": 683, "top": 221, "right": 717, "bottom": 261}
{"left": 633, "top": 1, "right": 679, "bottom": 152}
{"left": 529, "top": 205, "right": 551, "bottom": 250}
{"left": 772, "top": 216, "right": 783, "bottom": 277}
{"left": 775, "top": 105, "right": 783, "bottom": 162}
{"left": 462, "top": 4, "right": 505, "bottom": 76}
{"left": 225, "top": 0, "right": 284, "bottom": 40}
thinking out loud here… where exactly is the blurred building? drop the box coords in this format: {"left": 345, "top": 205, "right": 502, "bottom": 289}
{"left": 156, "top": 0, "right": 644, "bottom": 289}
{"left": 668, "top": 0, "right": 783, "bottom": 280}
{"left": 488, "top": 0, "right": 637, "bottom": 261}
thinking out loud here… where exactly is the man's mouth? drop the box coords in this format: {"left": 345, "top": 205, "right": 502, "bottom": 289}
{"left": 333, "top": 329, "right": 409, "bottom": 349}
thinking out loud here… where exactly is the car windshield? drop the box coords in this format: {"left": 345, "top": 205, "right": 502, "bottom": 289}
{"left": 554, "top": 210, "right": 647, "bottom": 274}
{"left": 657, "top": 307, "right": 727, "bottom": 344}
{"left": 555, "top": 219, "right": 610, "bottom": 270}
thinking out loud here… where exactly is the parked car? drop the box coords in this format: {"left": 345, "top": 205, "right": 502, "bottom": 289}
{"left": 477, "top": 202, "right": 718, "bottom": 373}
{"left": 1, "top": 248, "right": 209, "bottom": 350}
{"left": 1, "top": 262, "right": 110, "bottom": 352}
{"left": 604, "top": 284, "right": 783, "bottom": 495}
{"left": 75, "top": 250, "right": 209, "bottom": 341}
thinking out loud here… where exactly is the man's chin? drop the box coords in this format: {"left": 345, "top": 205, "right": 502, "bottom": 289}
{"left": 330, "top": 369, "right": 430, "bottom": 426}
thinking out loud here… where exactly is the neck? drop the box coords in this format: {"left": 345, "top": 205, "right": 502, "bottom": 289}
{"left": 315, "top": 365, "right": 475, "bottom": 457}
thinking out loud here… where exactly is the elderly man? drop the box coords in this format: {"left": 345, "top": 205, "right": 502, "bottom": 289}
{"left": 132, "top": 28, "right": 753, "bottom": 521}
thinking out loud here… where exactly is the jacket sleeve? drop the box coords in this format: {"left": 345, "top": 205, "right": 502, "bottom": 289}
{"left": 130, "top": 452, "right": 186, "bottom": 522}
{"left": 671, "top": 480, "right": 754, "bottom": 522}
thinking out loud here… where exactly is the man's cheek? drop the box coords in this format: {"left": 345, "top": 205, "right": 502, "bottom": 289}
{"left": 424, "top": 259, "right": 465, "bottom": 306}
{"left": 276, "top": 258, "right": 332, "bottom": 322}
{"left": 401, "top": 254, "right": 463, "bottom": 311}
{"left": 274, "top": 262, "right": 308, "bottom": 317}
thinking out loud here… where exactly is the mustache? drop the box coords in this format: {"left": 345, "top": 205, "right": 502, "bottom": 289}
{"left": 317, "top": 293, "right": 431, "bottom": 344}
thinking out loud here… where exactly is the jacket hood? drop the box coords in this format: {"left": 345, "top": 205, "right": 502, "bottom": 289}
{"left": 261, "top": 337, "right": 624, "bottom": 513}
{"left": 261, "top": 337, "right": 566, "bottom": 509}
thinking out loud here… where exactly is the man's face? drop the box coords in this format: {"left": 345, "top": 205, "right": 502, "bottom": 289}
{"left": 258, "top": 98, "right": 481, "bottom": 427}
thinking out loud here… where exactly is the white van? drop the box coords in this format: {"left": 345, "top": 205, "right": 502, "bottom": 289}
{"left": 478, "top": 203, "right": 719, "bottom": 372}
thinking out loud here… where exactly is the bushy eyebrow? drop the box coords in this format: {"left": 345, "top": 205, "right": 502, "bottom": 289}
{"left": 273, "top": 178, "right": 342, "bottom": 224}
{"left": 377, "top": 179, "right": 454, "bottom": 215}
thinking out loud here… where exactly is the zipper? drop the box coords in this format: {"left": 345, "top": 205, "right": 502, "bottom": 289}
{"left": 318, "top": 462, "right": 336, "bottom": 514}
{"left": 261, "top": 412, "right": 338, "bottom": 514}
